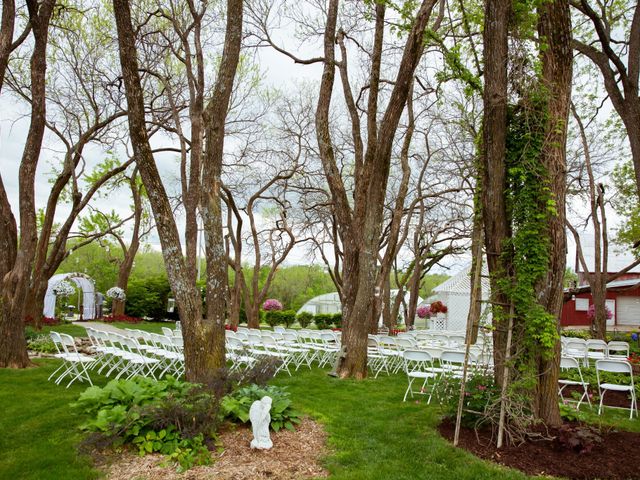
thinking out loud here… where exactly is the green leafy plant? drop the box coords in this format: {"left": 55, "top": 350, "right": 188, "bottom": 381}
{"left": 441, "top": 374, "right": 500, "bottom": 428}
{"left": 313, "top": 313, "right": 333, "bottom": 330}
{"left": 558, "top": 403, "right": 580, "bottom": 422}
{"left": 280, "top": 310, "right": 296, "bottom": 327}
{"left": 221, "top": 384, "right": 301, "bottom": 432}
{"left": 73, "top": 376, "right": 216, "bottom": 472}
{"left": 331, "top": 313, "right": 343, "bottom": 329}
{"left": 296, "top": 311, "right": 313, "bottom": 328}
{"left": 27, "top": 334, "right": 57, "bottom": 354}
{"left": 264, "top": 310, "right": 283, "bottom": 327}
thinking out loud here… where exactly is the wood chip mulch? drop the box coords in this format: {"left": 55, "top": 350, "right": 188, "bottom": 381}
{"left": 439, "top": 417, "right": 640, "bottom": 479}
{"left": 103, "top": 417, "right": 328, "bottom": 480}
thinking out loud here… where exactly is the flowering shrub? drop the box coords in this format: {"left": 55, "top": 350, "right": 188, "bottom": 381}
{"left": 586, "top": 304, "right": 613, "bottom": 321}
{"left": 430, "top": 300, "right": 448, "bottom": 314}
{"left": 416, "top": 305, "right": 431, "bottom": 318}
{"left": 53, "top": 280, "right": 75, "bottom": 297}
{"left": 101, "top": 314, "right": 142, "bottom": 324}
{"left": 225, "top": 324, "right": 238, "bottom": 332}
{"left": 262, "top": 299, "right": 283, "bottom": 311}
{"left": 23, "top": 316, "right": 60, "bottom": 327}
{"left": 441, "top": 373, "right": 499, "bottom": 427}
{"left": 106, "top": 286, "right": 127, "bottom": 301}
{"left": 628, "top": 352, "right": 640, "bottom": 365}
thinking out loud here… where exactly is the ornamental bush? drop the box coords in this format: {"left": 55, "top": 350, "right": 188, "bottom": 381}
{"left": 280, "top": 310, "right": 296, "bottom": 327}
{"left": 314, "top": 313, "right": 333, "bottom": 330}
{"left": 331, "top": 312, "right": 343, "bottom": 328}
{"left": 296, "top": 311, "right": 313, "bottom": 328}
{"left": 264, "top": 310, "right": 283, "bottom": 327}
{"left": 221, "top": 384, "right": 301, "bottom": 432}
{"left": 73, "top": 376, "right": 215, "bottom": 472}
{"left": 440, "top": 373, "right": 500, "bottom": 428}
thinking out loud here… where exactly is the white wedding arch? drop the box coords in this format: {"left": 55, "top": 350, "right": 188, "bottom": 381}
{"left": 43, "top": 272, "right": 97, "bottom": 320}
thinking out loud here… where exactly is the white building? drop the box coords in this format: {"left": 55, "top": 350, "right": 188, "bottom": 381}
{"left": 423, "top": 263, "right": 491, "bottom": 331}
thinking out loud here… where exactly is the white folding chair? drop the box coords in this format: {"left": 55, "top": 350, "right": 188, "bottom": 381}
{"left": 558, "top": 356, "right": 591, "bottom": 409}
{"left": 596, "top": 359, "right": 638, "bottom": 419}
{"left": 48, "top": 332, "right": 95, "bottom": 388}
{"left": 607, "top": 341, "right": 630, "bottom": 360}
{"left": 402, "top": 350, "right": 438, "bottom": 403}
{"left": 564, "top": 340, "right": 588, "bottom": 367}
{"left": 586, "top": 339, "right": 608, "bottom": 365}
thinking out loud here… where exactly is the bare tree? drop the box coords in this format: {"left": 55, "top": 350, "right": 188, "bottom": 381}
{"left": 252, "top": 0, "right": 444, "bottom": 378}
{"left": 571, "top": 1, "right": 640, "bottom": 196}
{"left": 112, "top": 0, "right": 243, "bottom": 381}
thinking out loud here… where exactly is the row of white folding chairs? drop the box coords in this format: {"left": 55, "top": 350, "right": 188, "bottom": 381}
{"left": 400, "top": 330, "right": 492, "bottom": 347}
{"left": 562, "top": 338, "right": 629, "bottom": 366}
{"left": 84, "top": 327, "right": 184, "bottom": 380}
{"left": 401, "top": 349, "right": 485, "bottom": 404}
{"left": 226, "top": 330, "right": 339, "bottom": 374}
{"left": 48, "top": 331, "right": 96, "bottom": 388}
{"left": 368, "top": 335, "right": 492, "bottom": 379}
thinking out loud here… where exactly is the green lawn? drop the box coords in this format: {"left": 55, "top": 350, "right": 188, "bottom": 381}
{"left": 1, "top": 355, "right": 638, "bottom": 479}
{"left": 273, "top": 369, "right": 526, "bottom": 480}
{"left": 0, "top": 360, "right": 101, "bottom": 480}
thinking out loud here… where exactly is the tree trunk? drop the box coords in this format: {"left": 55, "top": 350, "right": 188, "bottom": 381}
{"left": 591, "top": 276, "right": 607, "bottom": 339}
{"left": 246, "top": 301, "right": 260, "bottom": 328}
{"left": 0, "top": 0, "right": 55, "bottom": 369}
{"left": 112, "top": 0, "right": 206, "bottom": 382}
{"left": 481, "top": 0, "right": 512, "bottom": 388}
{"left": 466, "top": 202, "right": 484, "bottom": 344}
{"left": 534, "top": 0, "right": 572, "bottom": 426}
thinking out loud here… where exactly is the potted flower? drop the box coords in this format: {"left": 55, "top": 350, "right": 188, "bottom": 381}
{"left": 628, "top": 352, "right": 640, "bottom": 376}
{"left": 416, "top": 305, "right": 432, "bottom": 319}
{"left": 262, "top": 298, "right": 283, "bottom": 311}
{"left": 430, "top": 300, "right": 448, "bottom": 315}
{"left": 53, "top": 280, "right": 75, "bottom": 319}
{"left": 106, "top": 287, "right": 127, "bottom": 316}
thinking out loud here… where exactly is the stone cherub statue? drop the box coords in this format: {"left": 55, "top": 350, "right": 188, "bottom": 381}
{"left": 249, "top": 396, "right": 273, "bottom": 449}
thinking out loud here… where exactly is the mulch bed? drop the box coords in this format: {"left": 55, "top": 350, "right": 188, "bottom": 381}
{"left": 102, "top": 417, "right": 328, "bottom": 480}
{"left": 439, "top": 418, "right": 640, "bottom": 479}
{"left": 563, "top": 384, "right": 633, "bottom": 409}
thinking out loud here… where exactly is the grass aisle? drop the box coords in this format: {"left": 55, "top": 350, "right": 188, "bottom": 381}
{"left": 273, "top": 369, "right": 527, "bottom": 480}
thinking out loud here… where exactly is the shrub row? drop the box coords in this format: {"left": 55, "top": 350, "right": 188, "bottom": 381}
{"left": 260, "top": 310, "right": 342, "bottom": 329}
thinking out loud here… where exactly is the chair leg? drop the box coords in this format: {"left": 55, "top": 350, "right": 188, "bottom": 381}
{"left": 598, "top": 389, "right": 605, "bottom": 416}
{"left": 403, "top": 378, "right": 415, "bottom": 402}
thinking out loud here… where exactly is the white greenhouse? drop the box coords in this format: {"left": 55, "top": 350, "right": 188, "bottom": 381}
{"left": 297, "top": 290, "right": 423, "bottom": 325}
{"left": 422, "top": 263, "right": 491, "bottom": 331}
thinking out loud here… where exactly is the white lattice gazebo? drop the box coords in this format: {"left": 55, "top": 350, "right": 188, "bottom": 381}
{"left": 43, "top": 272, "right": 96, "bottom": 320}
{"left": 423, "top": 263, "right": 491, "bottom": 330}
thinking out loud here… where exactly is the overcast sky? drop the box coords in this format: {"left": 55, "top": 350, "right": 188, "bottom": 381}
{"left": 0, "top": 16, "right": 631, "bottom": 279}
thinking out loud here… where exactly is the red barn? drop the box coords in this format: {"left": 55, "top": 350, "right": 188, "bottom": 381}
{"left": 562, "top": 278, "right": 640, "bottom": 329}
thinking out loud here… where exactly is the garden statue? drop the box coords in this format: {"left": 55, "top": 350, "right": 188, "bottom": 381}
{"left": 249, "top": 396, "right": 273, "bottom": 449}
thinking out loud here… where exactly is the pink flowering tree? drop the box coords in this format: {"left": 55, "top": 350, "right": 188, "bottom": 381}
{"left": 262, "top": 299, "right": 283, "bottom": 311}
{"left": 587, "top": 304, "right": 612, "bottom": 321}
